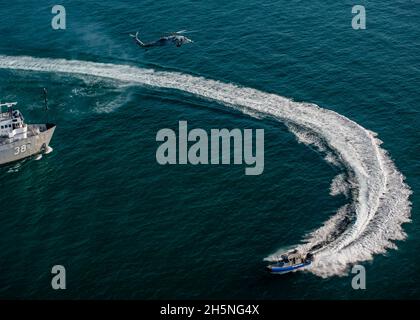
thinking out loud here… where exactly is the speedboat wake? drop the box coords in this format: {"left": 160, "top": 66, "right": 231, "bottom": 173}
{"left": 0, "top": 55, "right": 412, "bottom": 277}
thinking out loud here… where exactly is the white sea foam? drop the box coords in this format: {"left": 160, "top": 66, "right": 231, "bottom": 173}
{"left": 0, "top": 55, "right": 412, "bottom": 277}
{"left": 94, "top": 91, "right": 132, "bottom": 114}
{"left": 330, "top": 173, "right": 350, "bottom": 197}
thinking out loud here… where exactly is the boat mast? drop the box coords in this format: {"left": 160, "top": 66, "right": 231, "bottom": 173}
{"left": 43, "top": 88, "right": 49, "bottom": 123}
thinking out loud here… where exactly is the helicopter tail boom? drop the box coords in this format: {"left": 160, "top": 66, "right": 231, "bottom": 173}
{"left": 129, "top": 32, "right": 146, "bottom": 47}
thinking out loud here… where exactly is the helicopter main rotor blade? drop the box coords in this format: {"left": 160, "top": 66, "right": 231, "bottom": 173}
{"left": 165, "top": 30, "right": 196, "bottom": 35}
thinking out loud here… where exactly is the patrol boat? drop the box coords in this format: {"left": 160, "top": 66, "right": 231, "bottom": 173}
{"left": 0, "top": 100, "right": 55, "bottom": 165}
{"left": 267, "top": 250, "right": 313, "bottom": 274}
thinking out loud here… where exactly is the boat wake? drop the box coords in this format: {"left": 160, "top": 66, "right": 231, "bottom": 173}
{"left": 0, "top": 55, "right": 412, "bottom": 277}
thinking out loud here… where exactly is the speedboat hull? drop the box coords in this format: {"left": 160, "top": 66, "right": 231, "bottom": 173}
{"left": 267, "top": 261, "right": 311, "bottom": 274}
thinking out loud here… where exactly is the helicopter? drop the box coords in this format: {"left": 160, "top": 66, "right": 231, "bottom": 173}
{"left": 129, "top": 30, "right": 194, "bottom": 49}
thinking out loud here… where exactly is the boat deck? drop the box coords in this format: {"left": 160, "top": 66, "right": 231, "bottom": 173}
{"left": 0, "top": 124, "right": 49, "bottom": 145}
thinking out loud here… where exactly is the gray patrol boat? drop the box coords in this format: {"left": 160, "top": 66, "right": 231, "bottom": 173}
{"left": 0, "top": 101, "right": 55, "bottom": 165}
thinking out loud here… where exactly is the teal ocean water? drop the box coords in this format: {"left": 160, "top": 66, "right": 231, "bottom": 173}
{"left": 0, "top": 1, "right": 419, "bottom": 299}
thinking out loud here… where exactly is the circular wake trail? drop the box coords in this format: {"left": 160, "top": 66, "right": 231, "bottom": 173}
{"left": 0, "top": 55, "right": 412, "bottom": 277}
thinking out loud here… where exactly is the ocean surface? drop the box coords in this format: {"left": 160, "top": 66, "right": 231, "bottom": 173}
{"left": 0, "top": 0, "right": 419, "bottom": 299}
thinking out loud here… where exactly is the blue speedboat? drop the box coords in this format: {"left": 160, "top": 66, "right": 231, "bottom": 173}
{"left": 267, "top": 250, "right": 313, "bottom": 274}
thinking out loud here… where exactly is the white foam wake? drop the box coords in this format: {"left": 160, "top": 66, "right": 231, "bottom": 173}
{"left": 0, "top": 55, "right": 412, "bottom": 277}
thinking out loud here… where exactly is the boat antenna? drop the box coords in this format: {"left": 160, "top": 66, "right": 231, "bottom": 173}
{"left": 43, "top": 88, "right": 49, "bottom": 123}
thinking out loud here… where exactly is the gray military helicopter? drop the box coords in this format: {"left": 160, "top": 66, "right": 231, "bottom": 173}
{"left": 129, "top": 30, "right": 194, "bottom": 49}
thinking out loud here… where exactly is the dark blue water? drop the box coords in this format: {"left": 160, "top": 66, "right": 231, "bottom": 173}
{"left": 0, "top": 0, "right": 419, "bottom": 299}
